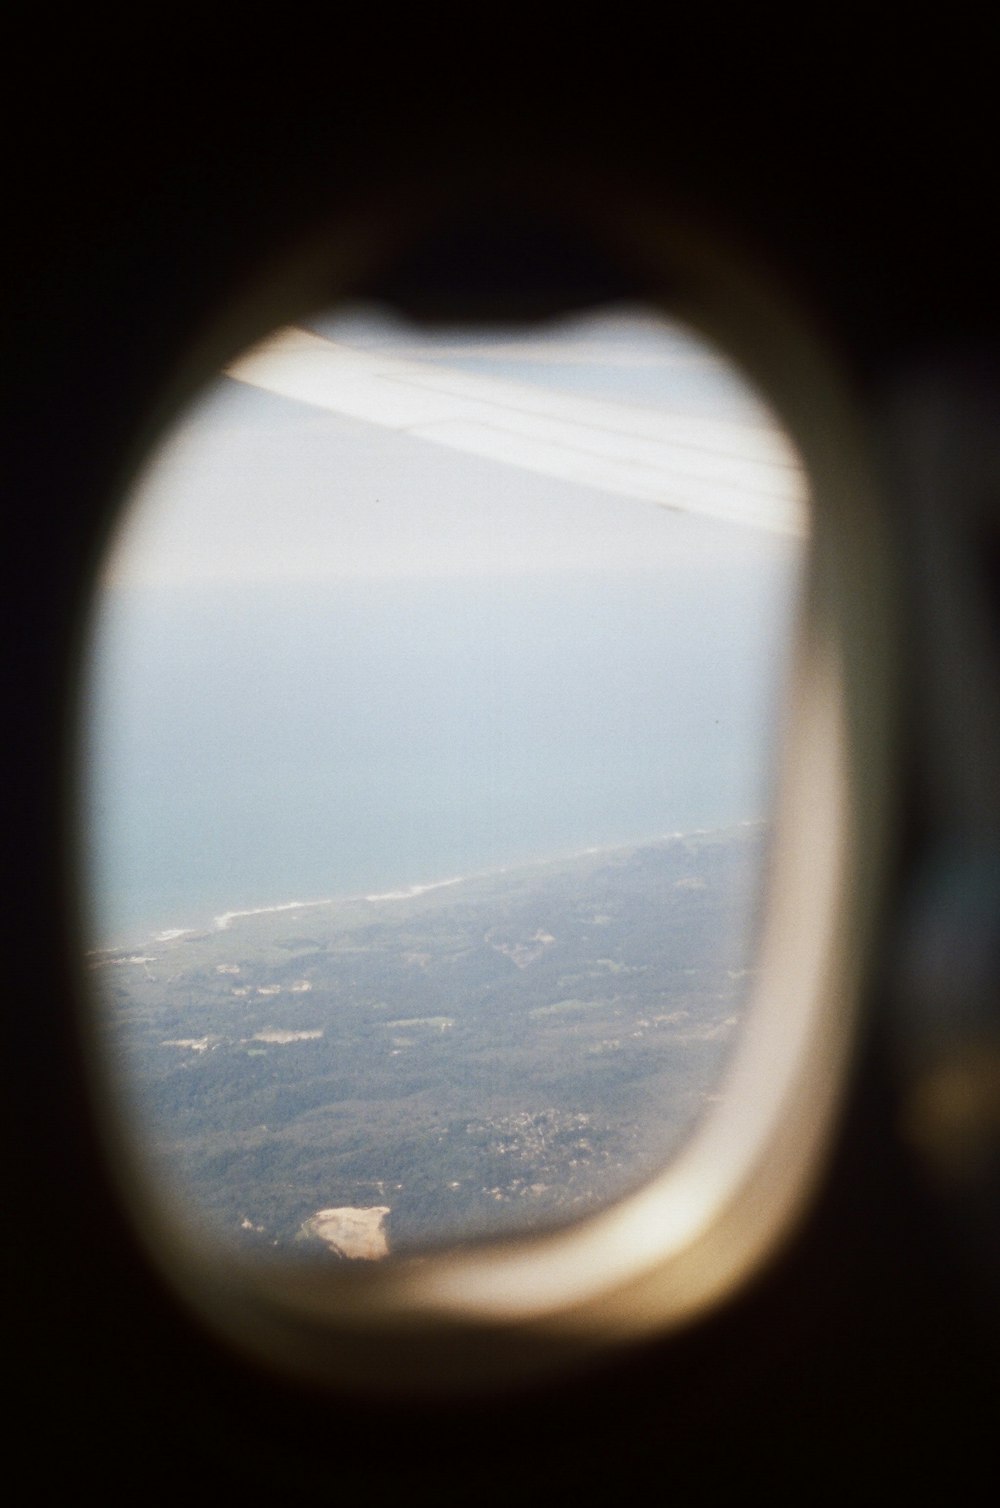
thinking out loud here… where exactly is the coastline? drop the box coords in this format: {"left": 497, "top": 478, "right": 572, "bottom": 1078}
{"left": 87, "top": 819, "right": 765, "bottom": 957}
{"left": 210, "top": 873, "right": 468, "bottom": 933}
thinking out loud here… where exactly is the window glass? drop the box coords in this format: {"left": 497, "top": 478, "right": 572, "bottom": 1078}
{"left": 83, "top": 305, "right": 806, "bottom": 1258}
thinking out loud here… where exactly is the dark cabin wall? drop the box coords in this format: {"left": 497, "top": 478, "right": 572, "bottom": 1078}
{"left": 7, "top": 28, "right": 997, "bottom": 1499}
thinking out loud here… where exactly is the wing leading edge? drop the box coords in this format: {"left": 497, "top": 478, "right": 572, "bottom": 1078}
{"left": 226, "top": 328, "right": 807, "bottom": 537}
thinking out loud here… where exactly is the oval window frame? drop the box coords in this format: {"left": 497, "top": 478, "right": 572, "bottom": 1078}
{"left": 72, "top": 189, "right": 896, "bottom": 1395}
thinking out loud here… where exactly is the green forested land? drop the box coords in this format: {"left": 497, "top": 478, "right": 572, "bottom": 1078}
{"left": 90, "top": 827, "right": 764, "bottom": 1254}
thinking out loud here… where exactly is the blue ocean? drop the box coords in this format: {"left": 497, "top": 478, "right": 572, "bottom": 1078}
{"left": 83, "top": 534, "right": 799, "bottom": 948}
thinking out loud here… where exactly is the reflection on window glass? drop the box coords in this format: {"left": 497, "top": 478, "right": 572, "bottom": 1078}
{"left": 84, "top": 305, "right": 807, "bottom": 1258}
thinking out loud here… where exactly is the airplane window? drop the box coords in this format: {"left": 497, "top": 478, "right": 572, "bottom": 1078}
{"left": 81, "top": 303, "right": 808, "bottom": 1267}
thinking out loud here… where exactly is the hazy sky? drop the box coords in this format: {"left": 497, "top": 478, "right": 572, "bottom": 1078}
{"left": 103, "top": 305, "right": 805, "bottom": 589}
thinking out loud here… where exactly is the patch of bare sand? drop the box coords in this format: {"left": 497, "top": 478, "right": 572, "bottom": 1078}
{"left": 252, "top": 1028, "right": 323, "bottom": 1044}
{"left": 299, "top": 1206, "right": 391, "bottom": 1260}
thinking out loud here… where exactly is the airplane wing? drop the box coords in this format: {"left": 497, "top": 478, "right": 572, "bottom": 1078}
{"left": 226, "top": 327, "right": 807, "bottom": 537}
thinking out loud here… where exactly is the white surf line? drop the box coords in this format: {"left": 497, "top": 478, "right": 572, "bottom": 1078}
{"left": 212, "top": 876, "right": 470, "bottom": 930}
{"left": 213, "top": 897, "right": 334, "bottom": 931}
{"left": 364, "top": 876, "right": 465, "bottom": 903}
{"left": 226, "top": 329, "right": 808, "bottom": 538}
